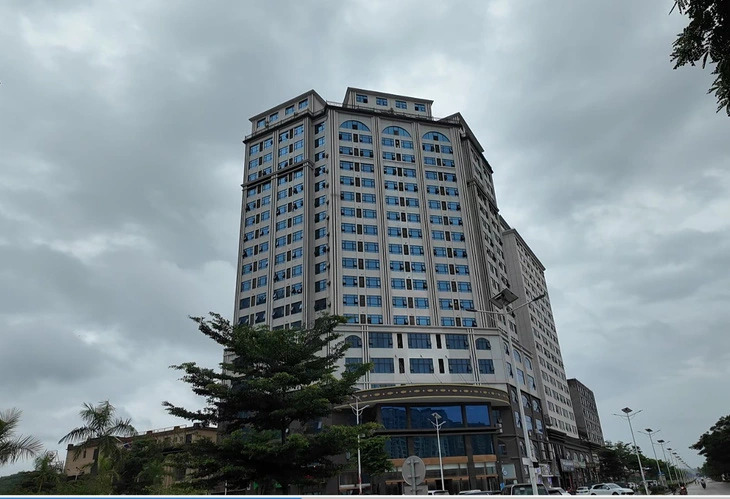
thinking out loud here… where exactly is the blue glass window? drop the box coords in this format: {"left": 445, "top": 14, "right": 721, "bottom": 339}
{"left": 389, "top": 244, "right": 403, "bottom": 255}
{"left": 475, "top": 338, "right": 491, "bottom": 350}
{"left": 416, "top": 316, "right": 431, "bottom": 326}
{"left": 372, "top": 357, "right": 394, "bottom": 373}
{"left": 339, "top": 132, "right": 352, "bottom": 141}
{"left": 413, "top": 280, "right": 427, "bottom": 290}
{"left": 410, "top": 245, "right": 424, "bottom": 255}
{"left": 366, "top": 295, "right": 382, "bottom": 307}
{"left": 441, "top": 317, "right": 456, "bottom": 326}
{"left": 410, "top": 358, "right": 434, "bottom": 373}
{"left": 408, "top": 333, "right": 431, "bottom": 349}
{"left": 363, "top": 209, "right": 376, "bottom": 219}
{"left": 315, "top": 227, "right": 327, "bottom": 239}
{"left": 437, "top": 281, "right": 450, "bottom": 291}
{"left": 315, "top": 122, "right": 325, "bottom": 133}
{"left": 340, "top": 120, "right": 370, "bottom": 131}
{"left": 365, "top": 259, "right": 380, "bottom": 270}
{"left": 343, "top": 276, "right": 357, "bottom": 287}
{"left": 381, "top": 406, "right": 407, "bottom": 429}
{"left": 423, "top": 131, "right": 450, "bottom": 142}
{"left": 345, "top": 357, "right": 362, "bottom": 372}
{"left": 478, "top": 359, "right": 495, "bottom": 374}
{"left": 364, "top": 242, "right": 378, "bottom": 252}
{"left": 366, "top": 277, "right": 381, "bottom": 288}
{"left": 393, "top": 315, "right": 408, "bottom": 325}
{"left": 356, "top": 94, "right": 368, "bottom": 103}
{"left": 376, "top": 97, "right": 388, "bottom": 106}
{"left": 298, "top": 99, "right": 308, "bottom": 109}
{"left": 432, "top": 230, "right": 445, "bottom": 240}
{"left": 341, "top": 207, "right": 355, "bottom": 217}
{"left": 362, "top": 193, "right": 376, "bottom": 203}
{"left": 382, "top": 126, "right": 412, "bottom": 137}
{"left": 315, "top": 279, "right": 327, "bottom": 292}
{"left": 449, "top": 359, "right": 472, "bottom": 373}
{"left": 369, "top": 332, "right": 393, "bottom": 348}
{"left": 362, "top": 178, "right": 375, "bottom": 188}
{"left": 382, "top": 138, "right": 395, "bottom": 147}
{"left": 471, "top": 434, "right": 494, "bottom": 455}
{"left": 386, "top": 196, "right": 399, "bottom": 206}
{"left": 395, "top": 100, "right": 407, "bottom": 109}
{"left": 342, "top": 258, "right": 357, "bottom": 269}
{"left": 341, "top": 223, "right": 356, "bottom": 233}
{"left": 390, "top": 260, "right": 404, "bottom": 271}
{"left": 391, "top": 278, "right": 405, "bottom": 289}
{"left": 361, "top": 163, "right": 375, "bottom": 172}
{"left": 359, "top": 135, "right": 373, "bottom": 144}
{"left": 346, "top": 335, "right": 362, "bottom": 348}
{"left": 392, "top": 296, "right": 407, "bottom": 308}
{"left": 414, "top": 297, "right": 429, "bottom": 308}
{"left": 367, "top": 314, "right": 383, "bottom": 324}
{"left": 414, "top": 103, "right": 426, "bottom": 112}
{"left": 411, "top": 262, "right": 426, "bottom": 272}
{"left": 445, "top": 334, "right": 468, "bottom": 349}
{"left": 343, "top": 294, "right": 358, "bottom": 306}
{"left": 363, "top": 225, "right": 377, "bottom": 235}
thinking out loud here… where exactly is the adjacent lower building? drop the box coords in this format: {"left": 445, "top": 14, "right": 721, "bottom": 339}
{"left": 232, "top": 87, "right": 602, "bottom": 493}
{"left": 63, "top": 424, "right": 217, "bottom": 488}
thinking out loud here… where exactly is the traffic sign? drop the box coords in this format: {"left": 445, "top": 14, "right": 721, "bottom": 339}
{"left": 402, "top": 455, "right": 426, "bottom": 485}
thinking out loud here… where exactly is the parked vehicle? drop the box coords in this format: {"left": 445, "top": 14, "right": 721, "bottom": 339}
{"left": 428, "top": 490, "right": 450, "bottom": 496}
{"left": 500, "top": 483, "right": 550, "bottom": 495}
{"left": 588, "top": 483, "right": 634, "bottom": 495}
{"left": 575, "top": 486, "right": 590, "bottom": 495}
{"left": 458, "top": 491, "right": 486, "bottom": 495}
{"left": 548, "top": 487, "right": 571, "bottom": 495}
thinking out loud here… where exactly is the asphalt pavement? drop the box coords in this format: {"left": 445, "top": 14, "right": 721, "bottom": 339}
{"left": 683, "top": 479, "right": 730, "bottom": 495}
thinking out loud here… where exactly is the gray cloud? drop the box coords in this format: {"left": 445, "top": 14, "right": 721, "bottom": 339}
{"left": 1, "top": 0, "right": 725, "bottom": 475}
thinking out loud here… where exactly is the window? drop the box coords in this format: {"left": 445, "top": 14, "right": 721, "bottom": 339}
{"left": 410, "top": 358, "right": 434, "bottom": 373}
{"left": 345, "top": 357, "right": 362, "bottom": 372}
{"left": 356, "top": 94, "right": 368, "bottom": 103}
{"left": 392, "top": 296, "right": 407, "bottom": 308}
{"left": 390, "top": 260, "right": 404, "bottom": 271}
{"left": 341, "top": 223, "right": 356, "bottom": 233}
{"left": 342, "top": 258, "right": 357, "bottom": 269}
{"left": 366, "top": 295, "right": 382, "bottom": 307}
{"left": 423, "top": 131, "right": 451, "bottom": 142}
{"left": 441, "top": 317, "right": 456, "bottom": 326}
{"left": 298, "top": 99, "right": 308, "bottom": 109}
{"left": 382, "top": 126, "right": 412, "bottom": 137}
{"left": 382, "top": 137, "right": 395, "bottom": 147}
{"left": 363, "top": 225, "right": 377, "bottom": 235}
{"left": 372, "top": 357, "right": 394, "bottom": 373}
{"left": 475, "top": 338, "right": 491, "bottom": 350}
{"left": 314, "top": 137, "right": 325, "bottom": 147}
{"left": 366, "top": 277, "right": 381, "bottom": 288}
{"left": 416, "top": 316, "right": 431, "bottom": 326}
{"left": 413, "top": 279, "right": 427, "bottom": 290}
{"left": 315, "top": 279, "right": 327, "bottom": 292}
{"left": 433, "top": 246, "right": 447, "bottom": 257}
{"left": 269, "top": 112, "right": 278, "bottom": 122}
{"left": 432, "top": 230, "right": 445, "bottom": 241}
{"left": 407, "top": 213, "right": 421, "bottom": 223}
{"left": 408, "top": 333, "right": 431, "bottom": 349}
{"left": 448, "top": 358, "right": 472, "bottom": 373}
{"left": 339, "top": 132, "right": 352, "bottom": 142}
{"left": 376, "top": 97, "right": 388, "bottom": 106}
{"left": 340, "top": 120, "right": 371, "bottom": 131}
{"left": 362, "top": 193, "right": 376, "bottom": 203}
{"left": 458, "top": 281, "right": 472, "bottom": 292}
{"left": 394, "top": 315, "right": 408, "bottom": 325}
{"left": 395, "top": 100, "right": 407, "bottom": 109}
{"left": 345, "top": 335, "right": 362, "bottom": 348}
{"left": 362, "top": 209, "right": 376, "bottom": 219}
{"left": 315, "top": 122, "right": 325, "bottom": 133}
{"left": 389, "top": 244, "right": 403, "bottom": 255}
{"left": 414, "top": 297, "right": 429, "bottom": 309}
{"left": 367, "top": 314, "right": 383, "bottom": 324}
{"left": 391, "top": 278, "right": 405, "bottom": 289}
{"left": 414, "top": 103, "right": 426, "bottom": 112}
{"left": 370, "top": 332, "right": 393, "bottom": 348}
{"left": 365, "top": 259, "right": 380, "bottom": 269}
{"left": 362, "top": 178, "right": 375, "bottom": 188}
{"left": 343, "top": 294, "right": 358, "bottom": 306}
{"left": 257, "top": 118, "right": 265, "bottom": 128}
{"left": 445, "top": 334, "right": 468, "bottom": 349}
{"left": 478, "top": 359, "right": 495, "bottom": 374}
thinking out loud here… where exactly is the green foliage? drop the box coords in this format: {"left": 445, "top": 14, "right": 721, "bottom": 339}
{"left": 112, "top": 438, "right": 167, "bottom": 494}
{"left": 58, "top": 401, "right": 137, "bottom": 463}
{"left": 692, "top": 414, "right": 730, "bottom": 480}
{"left": 0, "top": 408, "right": 42, "bottom": 466}
{"left": 671, "top": 0, "right": 730, "bottom": 116}
{"left": 164, "top": 313, "right": 382, "bottom": 493}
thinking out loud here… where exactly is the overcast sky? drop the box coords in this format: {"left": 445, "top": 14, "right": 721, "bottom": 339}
{"left": 1, "top": 0, "right": 727, "bottom": 476}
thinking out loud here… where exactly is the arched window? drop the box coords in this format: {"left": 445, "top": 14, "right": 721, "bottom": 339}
{"left": 340, "top": 120, "right": 370, "bottom": 132}
{"left": 345, "top": 335, "right": 362, "bottom": 348}
{"left": 475, "top": 338, "right": 491, "bottom": 350}
{"left": 382, "top": 126, "right": 412, "bottom": 137}
{"left": 422, "top": 131, "right": 451, "bottom": 142}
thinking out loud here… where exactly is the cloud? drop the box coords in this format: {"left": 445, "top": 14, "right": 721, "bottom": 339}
{"left": 0, "top": 0, "right": 724, "bottom": 476}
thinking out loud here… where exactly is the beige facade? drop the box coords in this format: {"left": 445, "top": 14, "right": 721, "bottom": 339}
{"left": 63, "top": 423, "right": 217, "bottom": 487}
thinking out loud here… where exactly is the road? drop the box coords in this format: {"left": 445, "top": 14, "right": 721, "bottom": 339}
{"left": 684, "top": 479, "right": 730, "bottom": 495}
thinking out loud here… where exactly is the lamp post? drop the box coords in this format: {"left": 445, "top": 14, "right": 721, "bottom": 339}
{"left": 349, "top": 396, "right": 370, "bottom": 495}
{"left": 466, "top": 290, "right": 546, "bottom": 496}
{"left": 613, "top": 408, "right": 648, "bottom": 495}
{"left": 668, "top": 449, "right": 683, "bottom": 484}
{"left": 639, "top": 428, "right": 664, "bottom": 485}
{"left": 431, "top": 413, "right": 446, "bottom": 491}
{"left": 656, "top": 439, "right": 676, "bottom": 486}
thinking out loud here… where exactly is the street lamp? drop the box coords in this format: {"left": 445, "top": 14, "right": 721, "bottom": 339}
{"left": 656, "top": 439, "right": 676, "bottom": 485}
{"left": 639, "top": 428, "right": 663, "bottom": 485}
{"left": 430, "top": 413, "right": 446, "bottom": 491}
{"left": 613, "top": 408, "right": 648, "bottom": 495}
{"left": 668, "top": 449, "right": 683, "bottom": 484}
{"left": 465, "top": 291, "right": 546, "bottom": 496}
{"left": 349, "top": 396, "right": 370, "bottom": 495}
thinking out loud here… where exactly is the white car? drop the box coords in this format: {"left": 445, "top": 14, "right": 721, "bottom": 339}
{"left": 576, "top": 487, "right": 590, "bottom": 495}
{"left": 548, "top": 488, "right": 571, "bottom": 495}
{"left": 588, "top": 483, "right": 634, "bottom": 495}
{"left": 428, "top": 491, "right": 450, "bottom": 496}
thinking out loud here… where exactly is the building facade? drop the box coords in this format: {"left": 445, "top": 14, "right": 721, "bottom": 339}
{"left": 234, "top": 88, "right": 580, "bottom": 492}
{"left": 568, "top": 378, "right": 605, "bottom": 447}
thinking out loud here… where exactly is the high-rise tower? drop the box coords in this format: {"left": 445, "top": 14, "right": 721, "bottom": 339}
{"left": 233, "top": 88, "right": 557, "bottom": 492}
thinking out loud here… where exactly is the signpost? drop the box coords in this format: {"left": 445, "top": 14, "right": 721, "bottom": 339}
{"left": 402, "top": 455, "right": 426, "bottom": 495}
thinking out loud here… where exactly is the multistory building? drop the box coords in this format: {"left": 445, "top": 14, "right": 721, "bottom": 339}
{"left": 233, "top": 88, "right": 558, "bottom": 492}
{"left": 568, "top": 378, "right": 605, "bottom": 446}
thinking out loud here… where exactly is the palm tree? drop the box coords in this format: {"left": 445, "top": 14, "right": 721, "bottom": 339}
{"left": 0, "top": 408, "right": 43, "bottom": 466}
{"left": 34, "top": 450, "right": 64, "bottom": 492}
{"left": 59, "top": 401, "right": 137, "bottom": 464}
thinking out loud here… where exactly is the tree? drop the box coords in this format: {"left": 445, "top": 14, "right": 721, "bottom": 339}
{"left": 597, "top": 445, "right": 625, "bottom": 481}
{"left": 33, "top": 450, "right": 64, "bottom": 493}
{"left": 0, "top": 408, "right": 42, "bottom": 466}
{"left": 58, "top": 401, "right": 137, "bottom": 467}
{"left": 671, "top": 0, "right": 730, "bottom": 116}
{"left": 691, "top": 414, "right": 730, "bottom": 480}
{"left": 163, "top": 313, "right": 385, "bottom": 494}
{"left": 113, "top": 438, "right": 167, "bottom": 495}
